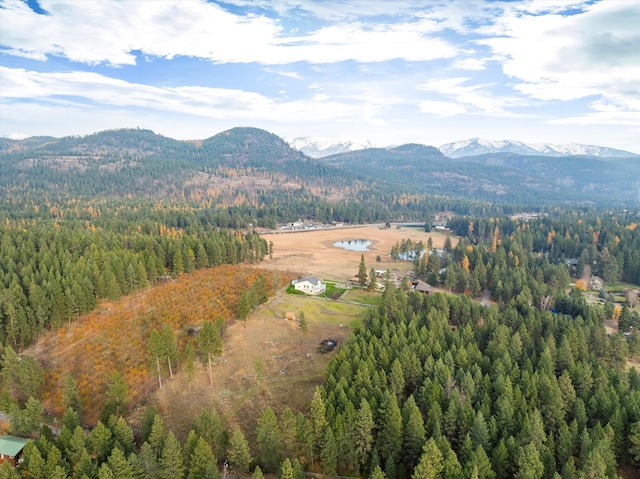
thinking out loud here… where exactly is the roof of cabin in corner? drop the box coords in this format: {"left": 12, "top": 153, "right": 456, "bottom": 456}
{"left": 0, "top": 435, "right": 29, "bottom": 457}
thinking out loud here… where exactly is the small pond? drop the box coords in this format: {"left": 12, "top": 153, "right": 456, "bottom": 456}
{"left": 333, "top": 239, "right": 372, "bottom": 252}
{"left": 395, "top": 250, "right": 424, "bottom": 261}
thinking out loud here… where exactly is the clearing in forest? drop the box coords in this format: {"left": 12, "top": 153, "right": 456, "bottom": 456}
{"left": 152, "top": 293, "right": 365, "bottom": 439}
{"left": 259, "top": 223, "right": 457, "bottom": 281}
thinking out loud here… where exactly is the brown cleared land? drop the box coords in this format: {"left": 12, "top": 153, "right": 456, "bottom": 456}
{"left": 25, "top": 265, "right": 295, "bottom": 424}
{"left": 259, "top": 223, "right": 457, "bottom": 281}
{"left": 154, "top": 293, "right": 363, "bottom": 439}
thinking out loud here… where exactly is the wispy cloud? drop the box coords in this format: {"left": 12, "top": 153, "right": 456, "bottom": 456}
{"left": 418, "top": 100, "right": 466, "bottom": 117}
{"left": 0, "top": 67, "right": 361, "bottom": 122}
{"left": 0, "top": 0, "right": 456, "bottom": 65}
{"left": 417, "top": 77, "right": 525, "bottom": 116}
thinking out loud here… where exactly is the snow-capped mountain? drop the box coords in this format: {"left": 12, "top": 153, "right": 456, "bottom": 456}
{"left": 439, "top": 138, "right": 639, "bottom": 159}
{"left": 286, "top": 136, "right": 376, "bottom": 158}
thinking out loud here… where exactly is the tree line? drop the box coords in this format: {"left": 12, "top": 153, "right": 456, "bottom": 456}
{"left": 0, "top": 215, "right": 268, "bottom": 348}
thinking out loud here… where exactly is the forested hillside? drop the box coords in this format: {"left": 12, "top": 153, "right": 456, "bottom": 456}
{"left": 3, "top": 127, "right": 638, "bottom": 208}
{"left": 321, "top": 146, "right": 639, "bottom": 205}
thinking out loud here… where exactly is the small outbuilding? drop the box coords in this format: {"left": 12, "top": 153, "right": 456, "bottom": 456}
{"left": 0, "top": 435, "right": 29, "bottom": 468}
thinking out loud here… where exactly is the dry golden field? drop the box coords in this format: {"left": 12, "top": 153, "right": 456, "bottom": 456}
{"left": 258, "top": 223, "right": 457, "bottom": 281}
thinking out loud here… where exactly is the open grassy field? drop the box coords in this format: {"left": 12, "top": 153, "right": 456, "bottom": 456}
{"left": 153, "top": 293, "right": 367, "bottom": 439}
{"left": 258, "top": 223, "right": 457, "bottom": 282}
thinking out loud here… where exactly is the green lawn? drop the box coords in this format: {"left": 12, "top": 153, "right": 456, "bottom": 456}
{"left": 342, "top": 288, "right": 383, "bottom": 306}
{"left": 265, "top": 294, "right": 365, "bottom": 329}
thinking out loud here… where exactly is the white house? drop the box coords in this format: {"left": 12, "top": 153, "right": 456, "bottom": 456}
{"left": 292, "top": 276, "right": 326, "bottom": 295}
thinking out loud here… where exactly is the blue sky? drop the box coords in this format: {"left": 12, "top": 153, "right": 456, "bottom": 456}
{"left": 1, "top": 0, "right": 639, "bottom": 152}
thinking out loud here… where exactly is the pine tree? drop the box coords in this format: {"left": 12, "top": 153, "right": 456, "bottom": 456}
{"left": 105, "top": 371, "right": 128, "bottom": 418}
{"left": 98, "top": 463, "right": 115, "bottom": 479}
{"left": 89, "top": 421, "right": 114, "bottom": 462}
{"left": 310, "top": 387, "right": 329, "bottom": 461}
{"left": 279, "top": 459, "right": 294, "bottom": 479}
{"left": 111, "top": 416, "right": 135, "bottom": 456}
{"left": 321, "top": 426, "right": 338, "bottom": 474}
{"left": 237, "top": 290, "right": 251, "bottom": 321}
{"left": 106, "top": 447, "right": 134, "bottom": 479}
{"left": 437, "top": 437, "right": 463, "bottom": 479}
{"left": 368, "top": 268, "right": 377, "bottom": 291}
{"left": 61, "top": 376, "right": 82, "bottom": 422}
{"left": 26, "top": 446, "right": 47, "bottom": 479}
{"left": 256, "top": 407, "right": 282, "bottom": 471}
{"left": 228, "top": 427, "right": 252, "bottom": 473}
{"left": 370, "top": 465, "right": 386, "bottom": 479}
{"left": 412, "top": 438, "right": 443, "bottom": 479}
{"left": 148, "top": 330, "right": 164, "bottom": 389}
{"left": 73, "top": 448, "right": 97, "bottom": 479}
{"left": 253, "top": 466, "right": 264, "bottom": 479}
{"left": 159, "top": 431, "right": 185, "bottom": 479}
{"left": 160, "top": 324, "right": 178, "bottom": 379}
{"left": 631, "top": 421, "right": 640, "bottom": 464}
{"left": 137, "top": 442, "right": 159, "bottom": 478}
{"left": 402, "top": 395, "right": 426, "bottom": 469}
{"left": 299, "top": 312, "right": 308, "bottom": 334}
{"left": 377, "top": 390, "right": 403, "bottom": 463}
{"left": 515, "top": 444, "right": 542, "bottom": 479}
{"left": 467, "top": 445, "right": 494, "bottom": 479}
{"left": 148, "top": 414, "right": 165, "bottom": 457}
{"left": 292, "top": 459, "right": 305, "bottom": 479}
{"left": 189, "top": 437, "right": 219, "bottom": 479}
{"left": 193, "top": 409, "right": 227, "bottom": 458}
{"left": 353, "top": 397, "right": 374, "bottom": 469}
{"left": 358, "top": 254, "right": 368, "bottom": 287}
{"left": 172, "top": 248, "right": 184, "bottom": 275}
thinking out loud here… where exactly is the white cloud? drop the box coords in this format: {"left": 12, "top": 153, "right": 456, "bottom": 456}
{"left": 418, "top": 100, "right": 466, "bottom": 117}
{"left": 453, "top": 57, "right": 487, "bottom": 71}
{"left": 264, "top": 68, "right": 303, "bottom": 80}
{"left": 221, "top": 0, "right": 444, "bottom": 21}
{"left": 418, "top": 77, "right": 523, "bottom": 115}
{"left": 477, "top": 1, "right": 640, "bottom": 123}
{"left": 0, "top": 66, "right": 361, "bottom": 123}
{"left": 546, "top": 111, "right": 640, "bottom": 127}
{"left": 0, "top": 0, "right": 456, "bottom": 65}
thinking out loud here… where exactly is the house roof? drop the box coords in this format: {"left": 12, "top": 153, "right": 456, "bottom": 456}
{"left": 295, "top": 276, "right": 322, "bottom": 286}
{"left": 413, "top": 280, "right": 434, "bottom": 293}
{"left": 0, "top": 436, "right": 29, "bottom": 457}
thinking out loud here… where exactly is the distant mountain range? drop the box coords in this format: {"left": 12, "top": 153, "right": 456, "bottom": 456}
{"left": 438, "top": 138, "right": 639, "bottom": 159}
{"left": 287, "top": 136, "right": 638, "bottom": 159}
{"left": 2, "top": 127, "right": 638, "bottom": 206}
{"left": 285, "top": 136, "right": 375, "bottom": 158}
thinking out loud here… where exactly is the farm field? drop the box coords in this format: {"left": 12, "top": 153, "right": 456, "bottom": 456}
{"left": 259, "top": 223, "right": 457, "bottom": 281}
